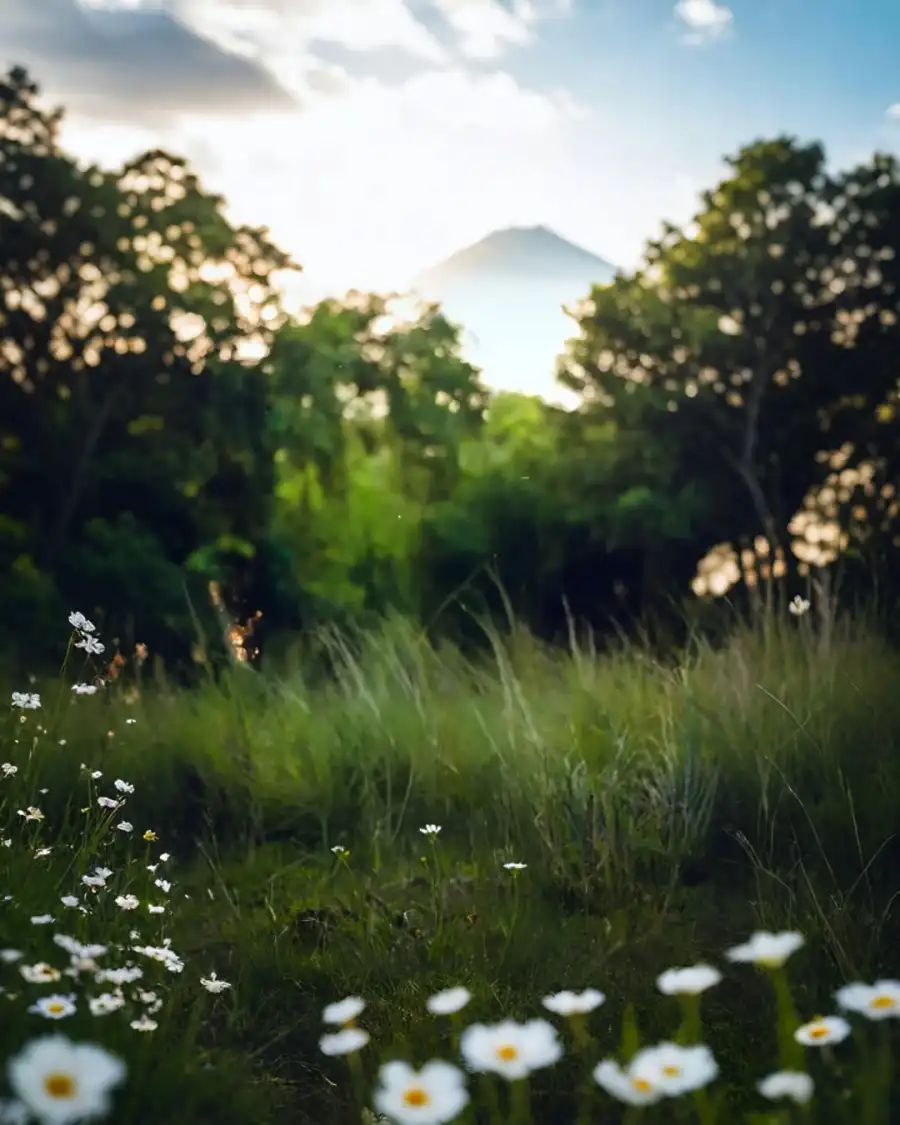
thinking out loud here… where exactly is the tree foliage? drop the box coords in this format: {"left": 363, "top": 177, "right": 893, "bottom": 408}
{"left": 2, "top": 71, "right": 899, "bottom": 672}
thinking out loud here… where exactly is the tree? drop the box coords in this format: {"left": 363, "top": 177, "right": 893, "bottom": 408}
{"left": 0, "top": 67, "right": 297, "bottom": 664}
{"left": 559, "top": 136, "right": 900, "bottom": 591}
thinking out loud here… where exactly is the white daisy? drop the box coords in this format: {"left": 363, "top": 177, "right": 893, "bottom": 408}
{"left": 320, "top": 1028, "right": 370, "bottom": 1056}
{"left": 459, "top": 1019, "right": 562, "bottom": 1081}
{"left": 726, "top": 931, "right": 804, "bottom": 969}
{"left": 593, "top": 1059, "right": 664, "bottom": 1106}
{"left": 426, "top": 987, "right": 471, "bottom": 1016}
{"left": 28, "top": 995, "right": 77, "bottom": 1021}
{"left": 20, "top": 963, "right": 61, "bottom": 984}
{"left": 757, "top": 1070, "right": 814, "bottom": 1105}
{"left": 373, "top": 1060, "right": 469, "bottom": 1125}
{"left": 835, "top": 980, "right": 900, "bottom": 1021}
{"left": 88, "top": 993, "right": 126, "bottom": 1016}
{"left": 630, "top": 1042, "right": 719, "bottom": 1096}
{"left": 8, "top": 1034, "right": 126, "bottom": 1125}
{"left": 200, "top": 972, "right": 232, "bottom": 994}
{"left": 657, "top": 964, "right": 722, "bottom": 995}
{"left": 541, "top": 989, "right": 606, "bottom": 1016}
{"left": 419, "top": 824, "right": 442, "bottom": 838}
{"left": 323, "top": 996, "right": 365, "bottom": 1026}
{"left": 794, "top": 1016, "right": 851, "bottom": 1047}
{"left": 115, "top": 896, "right": 139, "bottom": 911}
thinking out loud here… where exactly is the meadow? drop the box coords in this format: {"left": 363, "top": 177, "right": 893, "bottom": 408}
{"left": 1, "top": 603, "right": 899, "bottom": 1125}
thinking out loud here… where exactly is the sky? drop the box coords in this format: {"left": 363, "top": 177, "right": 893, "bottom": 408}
{"left": 4, "top": 0, "right": 900, "bottom": 312}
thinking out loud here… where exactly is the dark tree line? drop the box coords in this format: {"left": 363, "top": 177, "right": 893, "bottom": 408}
{"left": 1, "top": 68, "right": 898, "bottom": 673}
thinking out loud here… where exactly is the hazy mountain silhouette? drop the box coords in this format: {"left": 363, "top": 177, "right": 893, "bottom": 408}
{"left": 412, "top": 225, "right": 616, "bottom": 402}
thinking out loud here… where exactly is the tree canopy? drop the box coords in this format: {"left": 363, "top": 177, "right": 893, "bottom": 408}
{"left": 2, "top": 69, "right": 899, "bottom": 671}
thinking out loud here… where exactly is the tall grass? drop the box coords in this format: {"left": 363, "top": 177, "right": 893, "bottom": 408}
{"left": 1, "top": 603, "right": 898, "bottom": 1124}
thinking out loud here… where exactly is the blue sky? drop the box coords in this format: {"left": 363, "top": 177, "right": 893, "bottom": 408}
{"left": 5, "top": 0, "right": 900, "bottom": 300}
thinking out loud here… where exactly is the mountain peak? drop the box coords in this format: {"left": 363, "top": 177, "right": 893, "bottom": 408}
{"left": 414, "top": 225, "right": 614, "bottom": 288}
{"left": 410, "top": 225, "right": 616, "bottom": 403}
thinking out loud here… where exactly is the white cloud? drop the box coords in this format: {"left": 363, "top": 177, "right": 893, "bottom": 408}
{"left": 431, "top": 0, "right": 572, "bottom": 60}
{"left": 175, "top": 0, "right": 449, "bottom": 67}
{"left": 674, "top": 0, "right": 733, "bottom": 44}
{"left": 59, "top": 65, "right": 588, "bottom": 298}
{"left": 887, "top": 104, "right": 900, "bottom": 121}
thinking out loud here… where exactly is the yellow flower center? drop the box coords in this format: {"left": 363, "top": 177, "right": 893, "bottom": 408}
{"left": 808, "top": 1025, "right": 829, "bottom": 1040}
{"left": 496, "top": 1044, "right": 519, "bottom": 1061}
{"left": 44, "top": 1073, "right": 77, "bottom": 1100}
{"left": 403, "top": 1087, "right": 431, "bottom": 1107}
{"left": 870, "top": 995, "right": 896, "bottom": 1010}
{"left": 663, "top": 1065, "right": 681, "bottom": 1077}
{"left": 631, "top": 1077, "right": 653, "bottom": 1093}
{"left": 47, "top": 1004, "right": 66, "bottom": 1014}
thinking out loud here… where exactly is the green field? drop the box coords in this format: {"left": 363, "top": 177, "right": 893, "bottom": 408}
{"left": 2, "top": 608, "right": 899, "bottom": 1124}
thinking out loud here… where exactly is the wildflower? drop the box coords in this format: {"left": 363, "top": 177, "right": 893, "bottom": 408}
{"left": 11, "top": 692, "right": 41, "bottom": 710}
{"left": 835, "top": 980, "right": 900, "bottom": 1020}
{"left": 68, "top": 612, "right": 96, "bottom": 634}
{"left": 115, "top": 895, "right": 139, "bottom": 911}
{"left": 2, "top": 838, "right": 11, "bottom": 847}
{"left": 200, "top": 972, "right": 231, "bottom": 994}
{"left": 320, "top": 1028, "right": 370, "bottom": 1056}
{"left": 789, "top": 595, "right": 810, "bottom": 617}
{"left": 143, "top": 830, "right": 158, "bottom": 842}
{"left": 419, "top": 824, "right": 442, "bottom": 838}
{"left": 130, "top": 1016, "right": 158, "bottom": 1032}
{"left": 75, "top": 636, "right": 105, "bottom": 656}
{"left": 29, "top": 995, "right": 77, "bottom": 1020}
{"left": 159, "top": 852, "right": 171, "bottom": 862}
{"left": 795, "top": 1016, "right": 851, "bottom": 1047}
{"left": 1, "top": 763, "right": 18, "bottom": 777}
{"left": 757, "top": 1071, "right": 814, "bottom": 1105}
{"left": 18, "top": 807, "right": 45, "bottom": 822}
{"left": 8, "top": 1034, "right": 125, "bottom": 1125}
{"left": 154, "top": 879, "right": 171, "bottom": 894}
{"left": 88, "top": 993, "right": 125, "bottom": 1016}
{"left": 116, "top": 822, "right": 133, "bottom": 833}
{"left": 630, "top": 1042, "right": 719, "bottom": 1096}
{"left": 0, "top": 949, "right": 23, "bottom": 963}
{"left": 657, "top": 965, "right": 722, "bottom": 996}
{"left": 373, "top": 1060, "right": 469, "bottom": 1125}
{"left": 726, "top": 931, "right": 804, "bottom": 969}
{"left": 427, "top": 987, "right": 472, "bottom": 1016}
{"left": 53, "top": 937, "right": 107, "bottom": 961}
{"left": 71, "top": 684, "right": 97, "bottom": 697}
{"left": 503, "top": 862, "right": 527, "bottom": 871}
{"left": 31, "top": 915, "right": 55, "bottom": 926}
{"left": 542, "top": 989, "right": 606, "bottom": 1016}
{"left": 60, "top": 897, "right": 80, "bottom": 909}
{"left": 114, "top": 780, "right": 134, "bottom": 795}
{"left": 96, "top": 797, "right": 120, "bottom": 811}
{"left": 126, "top": 718, "right": 136, "bottom": 725}
{"left": 131, "top": 945, "right": 183, "bottom": 973}
{"left": 34, "top": 848, "right": 53, "bottom": 859}
{"left": 148, "top": 904, "right": 165, "bottom": 914}
{"left": 459, "top": 1019, "right": 562, "bottom": 1080}
{"left": 593, "top": 1059, "right": 664, "bottom": 1106}
{"left": 20, "top": 964, "right": 61, "bottom": 985}
{"left": 323, "top": 997, "right": 365, "bottom": 1026}
{"left": 95, "top": 967, "right": 143, "bottom": 986}
{"left": 330, "top": 845, "right": 349, "bottom": 859}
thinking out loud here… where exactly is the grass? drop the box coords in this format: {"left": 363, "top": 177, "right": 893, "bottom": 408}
{"left": 1, "top": 604, "right": 899, "bottom": 1124}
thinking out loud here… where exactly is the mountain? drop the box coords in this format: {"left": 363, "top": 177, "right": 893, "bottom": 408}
{"left": 411, "top": 225, "right": 616, "bottom": 402}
